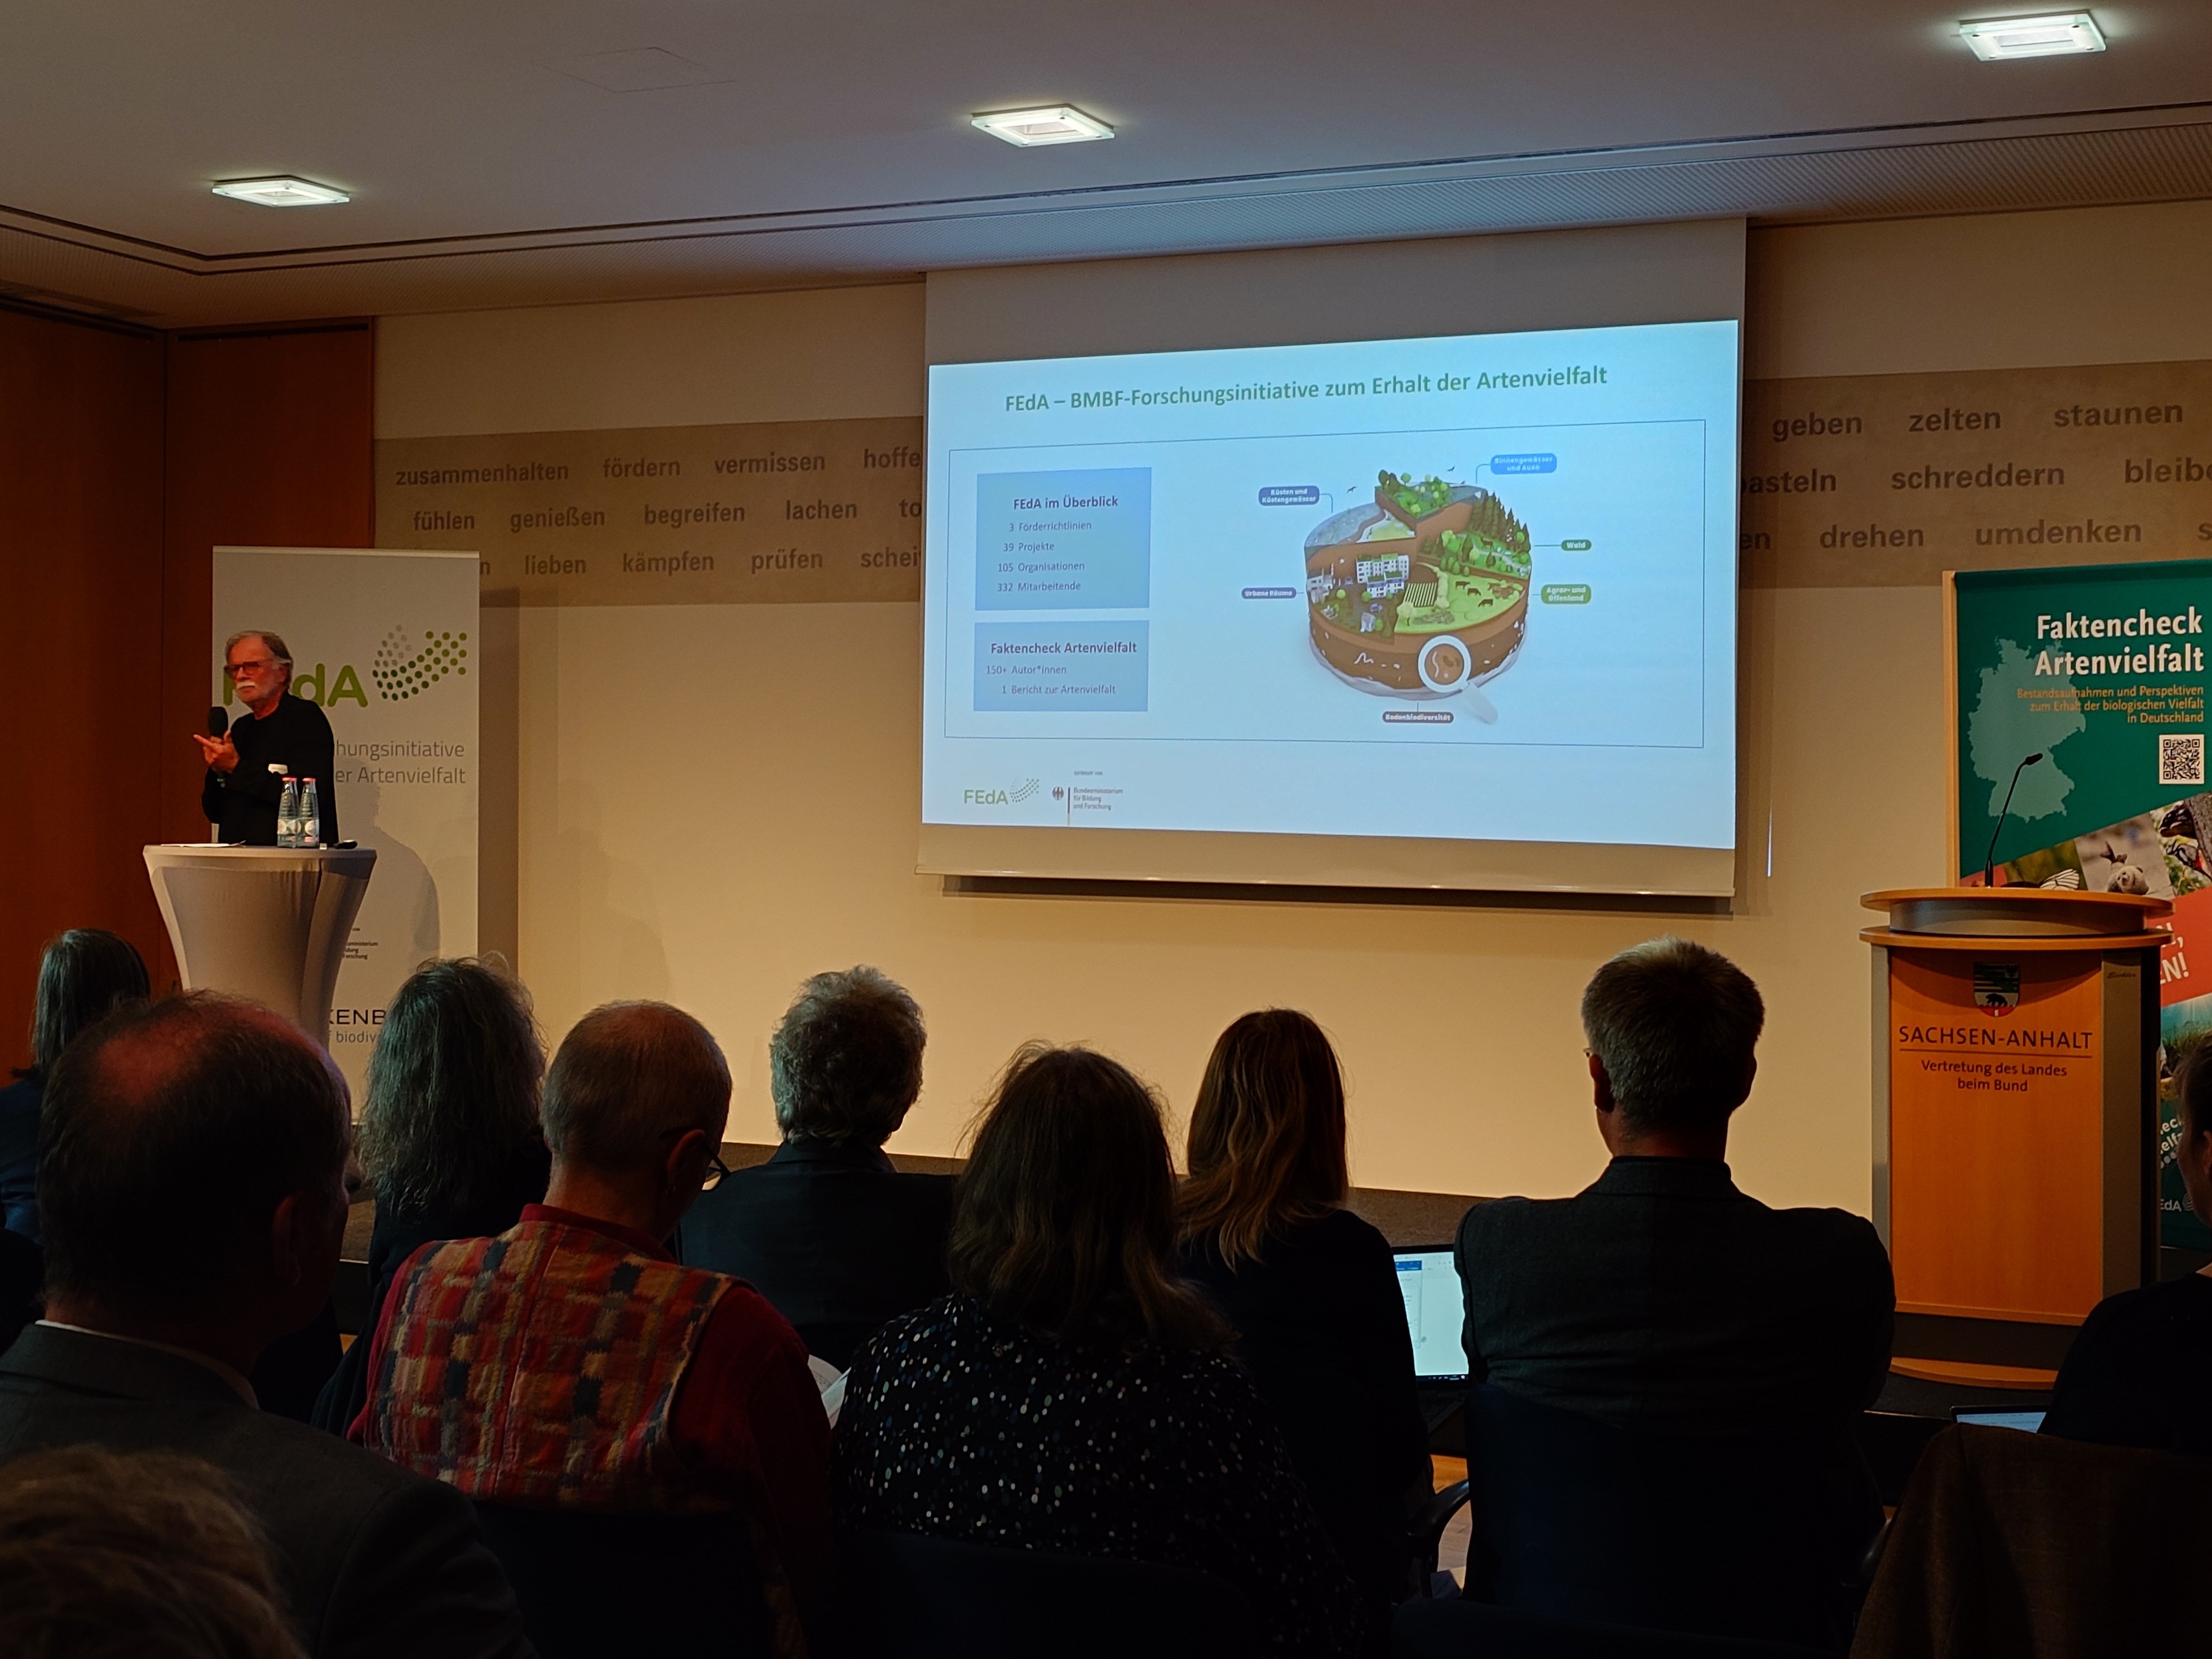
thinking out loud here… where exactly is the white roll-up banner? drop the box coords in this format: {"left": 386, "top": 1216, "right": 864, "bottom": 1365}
{"left": 212, "top": 547, "right": 480, "bottom": 1101}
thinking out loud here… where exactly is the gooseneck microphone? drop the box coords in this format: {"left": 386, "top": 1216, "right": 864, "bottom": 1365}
{"left": 1982, "top": 752, "right": 2044, "bottom": 888}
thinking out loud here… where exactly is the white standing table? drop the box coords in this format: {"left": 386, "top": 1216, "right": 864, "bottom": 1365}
{"left": 143, "top": 845, "right": 377, "bottom": 1048}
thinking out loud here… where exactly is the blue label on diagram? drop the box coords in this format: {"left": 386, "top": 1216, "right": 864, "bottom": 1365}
{"left": 974, "top": 621, "right": 1150, "bottom": 710}
{"left": 975, "top": 468, "right": 1152, "bottom": 610}
{"left": 1491, "top": 453, "right": 1558, "bottom": 474}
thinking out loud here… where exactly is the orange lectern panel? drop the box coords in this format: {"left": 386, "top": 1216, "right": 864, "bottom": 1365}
{"left": 1887, "top": 951, "right": 2104, "bottom": 1322}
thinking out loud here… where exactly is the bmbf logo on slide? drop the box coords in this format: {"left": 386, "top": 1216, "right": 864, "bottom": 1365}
{"left": 963, "top": 778, "right": 1040, "bottom": 807}
{"left": 1973, "top": 963, "right": 2021, "bottom": 1016}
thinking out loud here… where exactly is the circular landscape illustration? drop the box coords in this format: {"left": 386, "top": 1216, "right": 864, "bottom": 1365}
{"left": 1304, "top": 471, "right": 1533, "bottom": 698}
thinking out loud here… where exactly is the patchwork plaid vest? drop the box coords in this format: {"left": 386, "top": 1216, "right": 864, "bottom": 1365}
{"left": 365, "top": 1215, "right": 729, "bottom": 1509}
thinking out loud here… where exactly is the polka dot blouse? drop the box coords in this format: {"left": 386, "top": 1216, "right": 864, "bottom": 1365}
{"left": 832, "top": 1293, "right": 1370, "bottom": 1658}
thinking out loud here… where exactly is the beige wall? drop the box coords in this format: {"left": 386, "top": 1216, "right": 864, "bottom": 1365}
{"left": 375, "top": 199, "right": 2212, "bottom": 1211}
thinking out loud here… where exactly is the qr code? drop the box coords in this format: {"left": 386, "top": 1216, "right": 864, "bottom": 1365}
{"left": 2161, "top": 733, "right": 2205, "bottom": 787}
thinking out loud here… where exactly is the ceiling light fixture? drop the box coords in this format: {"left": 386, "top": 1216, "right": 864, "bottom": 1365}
{"left": 971, "top": 106, "right": 1114, "bottom": 147}
{"left": 210, "top": 176, "right": 351, "bottom": 208}
{"left": 1959, "top": 11, "right": 2106, "bottom": 59}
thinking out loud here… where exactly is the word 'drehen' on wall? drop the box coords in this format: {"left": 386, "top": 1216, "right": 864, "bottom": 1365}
{"left": 374, "top": 418, "right": 925, "bottom": 606}
{"left": 1740, "top": 359, "right": 2212, "bottom": 588}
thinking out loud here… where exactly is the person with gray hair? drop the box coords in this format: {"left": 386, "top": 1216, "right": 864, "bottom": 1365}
{"left": 683, "top": 965, "right": 955, "bottom": 1368}
{"left": 195, "top": 628, "right": 339, "bottom": 845}
{"left": 1455, "top": 937, "right": 1894, "bottom": 1433}
{"left": 356, "top": 1000, "right": 835, "bottom": 1656}
{"left": 0, "top": 1447, "right": 306, "bottom": 1659}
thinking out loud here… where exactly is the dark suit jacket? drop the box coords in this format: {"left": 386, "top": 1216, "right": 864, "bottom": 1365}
{"left": 0, "top": 1324, "right": 533, "bottom": 1659}
{"left": 1456, "top": 1156, "right": 1893, "bottom": 1433}
{"left": 679, "top": 1139, "right": 953, "bottom": 1369}
{"left": 0, "top": 1232, "right": 37, "bottom": 1358}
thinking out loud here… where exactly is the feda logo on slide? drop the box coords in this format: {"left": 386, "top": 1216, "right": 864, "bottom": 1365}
{"left": 963, "top": 778, "right": 1040, "bottom": 807}
{"left": 1973, "top": 963, "right": 2022, "bottom": 1016}
{"left": 371, "top": 627, "right": 470, "bottom": 702}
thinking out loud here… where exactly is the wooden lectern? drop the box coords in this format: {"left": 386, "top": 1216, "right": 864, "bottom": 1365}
{"left": 1863, "top": 888, "right": 2165, "bottom": 1384}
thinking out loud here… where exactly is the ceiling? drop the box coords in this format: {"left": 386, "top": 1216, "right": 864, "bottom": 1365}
{"left": 4, "top": 1, "right": 2210, "bottom": 329}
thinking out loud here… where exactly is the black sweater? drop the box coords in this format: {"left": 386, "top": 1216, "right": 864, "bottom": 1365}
{"left": 1180, "top": 1208, "right": 1432, "bottom": 1616}
{"left": 2042, "top": 1273, "right": 2212, "bottom": 1457}
{"left": 201, "top": 694, "right": 339, "bottom": 844}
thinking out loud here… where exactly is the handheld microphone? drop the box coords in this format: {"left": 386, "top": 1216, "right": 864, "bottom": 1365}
{"left": 205, "top": 708, "right": 230, "bottom": 845}
{"left": 1982, "top": 752, "right": 2044, "bottom": 888}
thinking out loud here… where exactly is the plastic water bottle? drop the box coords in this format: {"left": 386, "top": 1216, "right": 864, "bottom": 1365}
{"left": 277, "top": 776, "right": 301, "bottom": 848}
{"left": 299, "top": 779, "right": 321, "bottom": 849}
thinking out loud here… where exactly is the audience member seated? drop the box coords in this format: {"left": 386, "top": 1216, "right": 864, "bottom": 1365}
{"left": 2042, "top": 1041, "right": 2212, "bottom": 1457}
{"left": 682, "top": 965, "right": 952, "bottom": 1368}
{"left": 356, "top": 1000, "right": 834, "bottom": 1654}
{"left": 311, "top": 958, "right": 550, "bottom": 1433}
{"left": 244, "top": 1049, "right": 352, "bottom": 1424}
{"left": 0, "top": 992, "right": 532, "bottom": 1659}
{"left": 0, "top": 1445, "right": 305, "bottom": 1659}
{"left": 0, "top": 927, "right": 149, "bottom": 1243}
{"left": 833, "top": 1042, "right": 1369, "bottom": 1659}
{"left": 1457, "top": 938, "right": 1893, "bottom": 1433}
{"left": 1177, "top": 1009, "right": 1430, "bottom": 1621}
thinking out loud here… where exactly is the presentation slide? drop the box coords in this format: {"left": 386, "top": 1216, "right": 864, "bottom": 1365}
{"left": 921, "top": 321, "right": 1738, "bottom": 860}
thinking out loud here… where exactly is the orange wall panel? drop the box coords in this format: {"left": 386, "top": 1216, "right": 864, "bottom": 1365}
{"left": 0, "top": 305, "right": 168, "bottom": 1068}
{"left": 158, "top": 322, "right": 375, "bottom": 858}
{"left": 0, "top": 313, "right": 374, "bottom": 1062}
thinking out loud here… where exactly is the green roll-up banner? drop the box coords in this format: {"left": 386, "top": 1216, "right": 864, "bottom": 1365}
{"left": 1952, "top": 559, "right": 2212, "bottom": 1250}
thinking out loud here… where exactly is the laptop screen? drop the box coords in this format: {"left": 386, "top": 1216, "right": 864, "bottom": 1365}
{"left": 1394, "top": 1248, "right": 1470, "bottom": 1382}
{"left": 1953, "top": 1408, "right": 2046, "bottom": 1433}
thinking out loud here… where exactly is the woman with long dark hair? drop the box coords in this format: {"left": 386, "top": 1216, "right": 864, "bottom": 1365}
{"left": 311, "top": 957, "right": 549, "bottom": 1432}
{"left": 0, "top": 929, "right": 150, "bottom": 1243}
{"left": 833, "top": 1043, "right": 1364, "bottom": 1657}
{"left": 1178, "top": 1010, "right": 1431, "bottom": 1620}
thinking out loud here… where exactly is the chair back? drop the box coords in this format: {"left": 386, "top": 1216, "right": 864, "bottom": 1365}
{"left": 471, "top": 1503, "right": 774, "bottom": 1659}
{"left": 843, "top": 1527, "right": 1259, "bottom": 1659}
{"left": 1463, "top": 1386, "right": 1879, "bottom": 1653}
{"left": 1855, "top": 1424, "right": 2211, "bottom": 1655}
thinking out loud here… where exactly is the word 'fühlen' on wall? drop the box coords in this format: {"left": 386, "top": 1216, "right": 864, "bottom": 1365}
{"left": 375, "top": 418, "right": 923, "bottom": 605}
{"left": 1740, "top": 359, "right": 2212, "bottom": 588}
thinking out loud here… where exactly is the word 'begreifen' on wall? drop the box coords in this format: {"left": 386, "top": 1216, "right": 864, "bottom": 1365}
{"left": 373, "top": 417, "right": 924, "bottom": 605}
{"left": 1740, "top": 359, "right": 2212, "bottom": 589}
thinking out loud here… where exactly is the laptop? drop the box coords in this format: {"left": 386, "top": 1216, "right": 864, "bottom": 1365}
{"left": 1395, "top": 1246, "right": 1470, "bottom": 1430}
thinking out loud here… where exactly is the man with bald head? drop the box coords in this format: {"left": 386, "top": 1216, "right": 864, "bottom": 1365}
{"left": 0, "top": 994, "right": 532, "bottom": 1659}
{"left": 357, "top": 1002, "right": 834, "bottom": 1654}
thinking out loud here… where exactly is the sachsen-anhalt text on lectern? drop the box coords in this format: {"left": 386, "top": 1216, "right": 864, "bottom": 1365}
{"left": 1863, "top": 887, "right": 2165, "bottom": 1384}
{"left": 144, "top": 844, "right": 377, "bottom": 1051}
